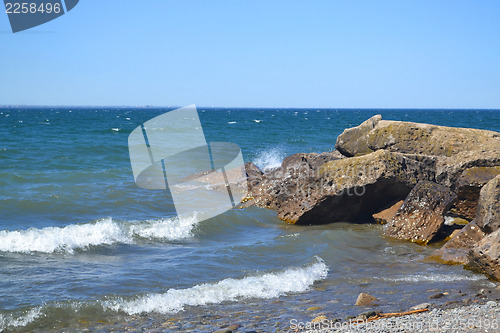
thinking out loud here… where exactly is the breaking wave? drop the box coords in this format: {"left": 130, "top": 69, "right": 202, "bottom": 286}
{"left": 104, "top": 257, "right": 328, "bottom": 314}
{"left": 0, "top": 214, "right": 199, "bottom": 254}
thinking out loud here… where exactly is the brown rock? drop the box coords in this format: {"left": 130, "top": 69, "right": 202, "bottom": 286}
{"left": 467, "top": 229, "right": 500, "bottom": 281}
{"left": 373, "top": 201, "right": 403, "bottom": 224}
{"left": 449, "top": 167, "right": 500, "bottom": 220}
{"left": 335, "top": 115, "right": 500, "bottom": 159}
{"left": 355, "top": 293, "right": 379, "bottom": 306}
{"left": 384, "top": 181, "right": 457, "bottom": 245}
{"left": 474, "top": 175, "right": 500, "bottom": 234}
{"left": 249, "top": 150, "right": 435, "bottom": 224}
{"left": 430, "top": 222, "right": 486, "bottom": 265}
{"left": 335, "top": 115, "right": 500, "bottom": 189}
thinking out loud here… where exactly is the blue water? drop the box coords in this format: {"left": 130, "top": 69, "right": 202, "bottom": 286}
{"left": 0, "top": 108, "right": 499, "bottom": 331}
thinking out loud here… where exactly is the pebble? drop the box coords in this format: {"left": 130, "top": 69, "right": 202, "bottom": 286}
{"left": 411, "top": 303, "right": 431, "bottom": 310}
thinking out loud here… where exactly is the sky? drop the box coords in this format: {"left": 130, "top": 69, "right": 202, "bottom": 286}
{"left": 0, "top": 0, "right": 499, "bottom": 108}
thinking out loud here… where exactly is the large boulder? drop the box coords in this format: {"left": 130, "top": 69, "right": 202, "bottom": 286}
{"left": 384, "top": 181, "right": 457, "bottom": 245}
{"left": 448, "top": 167, "right": 500, "bottom": 220}
{"left": 474, "top": 174, "right": 500, "bottom": 234}
{"left": 248, "top": 150, "right": 436, "bottom": 224}
{"left": 335, "top": 116, "right": 500, "bottom": 189}
{"left": 467, "top": 229, "right": 500, "bottom": 281}
{"left": 335, "top": 115, "right": 500, "bottom": 158}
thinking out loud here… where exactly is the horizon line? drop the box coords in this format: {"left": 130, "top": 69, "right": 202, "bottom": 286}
{"left": 1, "top": 105, "right": 499, "bottom": 111}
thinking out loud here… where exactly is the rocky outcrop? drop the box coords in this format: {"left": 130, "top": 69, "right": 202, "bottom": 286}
{"left": 335, "top": 115, "right": 500, "bottom": 189}
{"left": 467, "top": 229, "right": 500, "bottom": 281}
{"left": 449, "top": 167, "right": 500, "bottom": 220}
{"left": 474, "top": 174, "right": 500, "bottom": 234}
{"left": 372, "top": 201, "right": 403, "bottom": 224}
{"left": 384, "top": 181, "right": 457, "bottom": 245}
{"left": 248, "top": 150, "right": 435, "bottom": 224}
{"left": 335, "top": 115, "right": 500, "bottom": 159}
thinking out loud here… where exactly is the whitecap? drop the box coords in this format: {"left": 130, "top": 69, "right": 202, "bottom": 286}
{"left": 228, "top": 121, "right": 237, "bottom": 124}
{"left": 111, "top": 128, "right": 120, "bottom": 132}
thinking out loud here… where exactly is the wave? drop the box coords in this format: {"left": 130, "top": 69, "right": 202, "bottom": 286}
{"left": 0, "top": 307, "right": 43, "bottom": 331}
{"left": 0, "top": 214, "right": 198, "bottom": 254}
{"left": 384, "top": 273, "right": 487, "bottom": 282}
{"left": 253, "top": 147, "right": 285, "bottom": 171}
{"left": 103, "top": 257, "right": 328, "bottom": 314}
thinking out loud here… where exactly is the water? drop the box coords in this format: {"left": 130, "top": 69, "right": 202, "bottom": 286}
{"left": 0, "top": 108, "right": 499, "bottom": 331}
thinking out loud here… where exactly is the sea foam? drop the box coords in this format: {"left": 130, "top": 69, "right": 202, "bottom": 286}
{"left": 103, "top": 257, "right": 328, "bottom": 314}
{"left": 253, "top": 147, "right": 285, "bottom": 171}
{"left": 0, "top": 214, "right": 198, "bottom": 254}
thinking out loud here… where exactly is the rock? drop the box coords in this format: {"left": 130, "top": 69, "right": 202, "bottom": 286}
{"left": 384, "top": 181, "right": 457, "bottom": 245}
{"left": 449, "top": 167, "right": 500, "bottom": 220}
{"left": 335, "top": 115, "right": 500, "bottom": 159}
{"left": 245, "top": 162, "right": 264, "bottom": 187}
{"left": 429, "top": 293, "right": 445, "bottom": 299}
{"left": 429, "top": 222, "right": 486, "bottom": 265}
{"left": 467, "top": 229, "right": 500, "bottom": 281}
{"left": 358, "top": 311, "right": 378, "bottom": 318}
{"left": 355, "top": 293, "right": 379, "bottom": 306}
{"left": 411, "top": 303, "right": 431, "bottom": 310}
{"left": 474, "top": 175, "right": 500, "bottom": 234}
{"left": 335, "top": 115, "right": 382, "bottom": 157}
{"left": 311, "top": 315, "right": 327, "bottom": 323}
{"left": 335, "top": 115, "right": 500, "bottom": 189}
{"left": 252, "top": 150, "right": 435, "bottom": 224}
{"left": 373, "top": 201, "right": 403, "bottom": 224}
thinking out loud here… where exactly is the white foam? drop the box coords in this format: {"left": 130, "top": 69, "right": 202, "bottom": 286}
{"left": 0, "top": 214, "right": 199, "bottom": 254}
{"left": 228, "top": 121, "right": 237, "bottom": 124}
{"left": 253, "top": 147, "right": 285, "bottom": 171}
{"left": 104, "top": 258, "right": 328, "bottom": 314}
{"left": 111, "top": 128, "right": 120, "bottom": 132}
{"left": 0, "top": 307, "right": 43, "bottom": 331}
{"left": 386, "top": 273, "right": 486, "bottom": 282}
{"left": 253, "top": 119, "right": 263, "bottom": 123}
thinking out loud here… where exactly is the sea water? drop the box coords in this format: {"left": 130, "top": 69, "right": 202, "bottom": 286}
{"left": 0, "top": 108, "right": 499, "bottom": 331}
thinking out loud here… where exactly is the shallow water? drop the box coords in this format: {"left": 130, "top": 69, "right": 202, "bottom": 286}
{"left": 0, "top": 108, "right": 499, "bottom": 331}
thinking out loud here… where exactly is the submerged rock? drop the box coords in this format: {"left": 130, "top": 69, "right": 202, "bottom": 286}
{"left": 384, "top": 181, "right": 457, "bottom": 245}
{"left": 355, "top": 293, "right": 379, "bottom": 306}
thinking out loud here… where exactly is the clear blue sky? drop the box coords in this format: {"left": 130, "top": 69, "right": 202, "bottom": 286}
{"left": 1, "top": 1, "right": 499, "bottom": 108}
